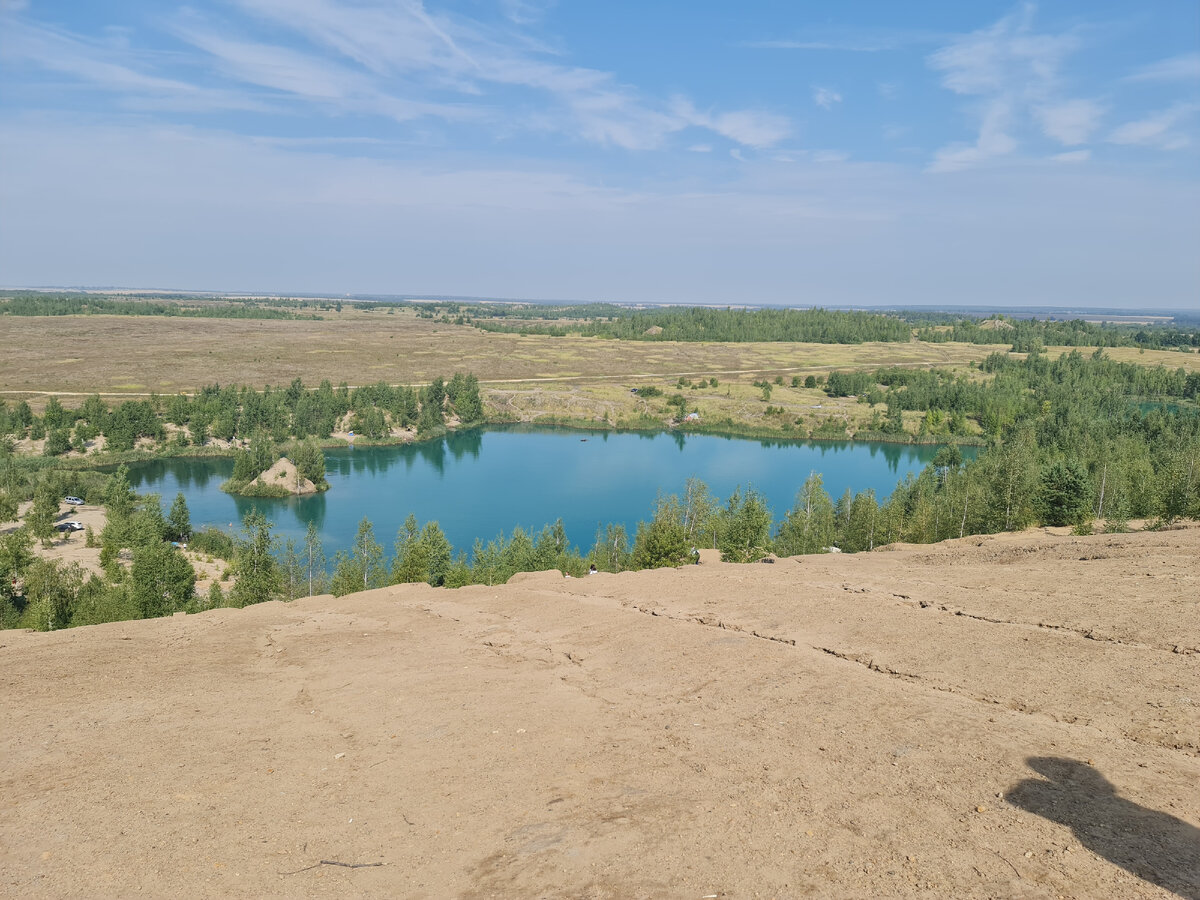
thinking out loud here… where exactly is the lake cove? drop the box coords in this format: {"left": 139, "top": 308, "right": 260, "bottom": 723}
{"left": 124, "top": 426, "right": 972, "bottom": 559}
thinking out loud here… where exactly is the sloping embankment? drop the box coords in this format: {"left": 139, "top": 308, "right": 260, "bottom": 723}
{"left": 1, "top": 525, "right": 1197, "bottom": 898}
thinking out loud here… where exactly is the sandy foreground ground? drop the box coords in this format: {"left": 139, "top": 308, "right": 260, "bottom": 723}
{"left": 0, "top": 526, "right": 1197, "bottom": 899}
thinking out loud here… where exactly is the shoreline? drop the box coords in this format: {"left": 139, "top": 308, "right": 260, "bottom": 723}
{"left": 28, "top": 416, "right": 982, "bottom": 474}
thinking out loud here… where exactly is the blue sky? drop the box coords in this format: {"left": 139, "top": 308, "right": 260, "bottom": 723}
{"left": 1, "top": 1, "right": 1197, "bottom": 309}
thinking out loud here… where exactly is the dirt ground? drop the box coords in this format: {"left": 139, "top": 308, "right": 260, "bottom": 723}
{"left": 0, "top": 525, "right": 1197, "bottom": 899}
{"left": 3, "top": 502, "right": 108, "bottom": 578}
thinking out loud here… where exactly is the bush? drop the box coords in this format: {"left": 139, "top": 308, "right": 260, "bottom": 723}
{"left": 189, "top": 527, "right": 235, "bottom": 560}
{"left": 1037, "top": 459, "right": 1093, "bottom": 527}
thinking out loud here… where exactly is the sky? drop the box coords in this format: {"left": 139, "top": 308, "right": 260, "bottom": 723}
{"left": 1, "top": 1, "right": 1198, "bottom": 310}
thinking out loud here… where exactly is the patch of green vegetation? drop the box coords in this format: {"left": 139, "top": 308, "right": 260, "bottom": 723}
{"left": 0, "top": 291, "right": 321, "bottom": 320}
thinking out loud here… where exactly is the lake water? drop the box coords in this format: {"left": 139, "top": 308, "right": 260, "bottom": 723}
{"left": 124, "top": 426, "right": 966, "bottom": 557}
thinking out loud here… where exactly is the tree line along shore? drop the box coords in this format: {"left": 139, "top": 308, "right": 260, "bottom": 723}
{"left": 1, "top": 347, "right": 1198, "bottom": 632}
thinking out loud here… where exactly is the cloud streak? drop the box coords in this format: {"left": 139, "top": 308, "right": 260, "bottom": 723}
{"left": 926, "top": 4, "right": 1094, "bottom": 170}
{"left": 1108, "top": 104, "right": 1199, "bottom": 150}
{"left": 1125, "top": 53, "right": 1200, "bottom": 83}
{"left": 206, "top": 0, "right": 791, "bottom": 150}
{"left": 3, "top": 0, "right": 791, "bottom": 153}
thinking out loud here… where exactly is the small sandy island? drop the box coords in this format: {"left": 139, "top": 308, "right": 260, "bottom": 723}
{"left": 248, "top": 457, "right": 319, "bottom": 496}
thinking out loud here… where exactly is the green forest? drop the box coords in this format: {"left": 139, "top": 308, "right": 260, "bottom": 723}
{"left": 0, "top": 372, "right": 484, "bottom": 454}
{"left": 404, "top": 299, "right": 1200, "bottom": 351}
{"left": 0, "top": 292, "right": 321, "bottom": 320}
{"left": 471, "top": 306, "right": 913, "bottom": 342}
{"left": 1, "top": 348, "right": 1197, "bottom": 632}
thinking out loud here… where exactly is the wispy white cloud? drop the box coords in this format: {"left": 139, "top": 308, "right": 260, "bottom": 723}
{"left": 1125, "top": 53, "right": 1200, "bottom": 83}
{"left": 929, "top": 5, "right": 1078, "bottom": 96}
{"left": 1108, "top": 103, "right": 1199, "bottom": 150}
{"left": 928, "top": 99, "right": 1017, "bottom": 173}
{"left": 1035, "top": 99, "right": 1104, "bottom": 145}
{"left": 812, "top": 87, "right": 842, "bottom": 110}
{"left": 0, "top": 19, "right": 270, "bottom": 113}
{"left": 215, "top": 0, "right": 787, "bottom": 150}
{"left": 926, "top": 4, "right": 1088, "bottom": 170}
{"left": 672, "top": 100, "right": 791, "bottom": 148}
{"left": 499, "top": 0, "right": 556, "bottom": 26}
{"left": 3, "top": 0, "right": 790, "bottom": 153}
{"left": 1052, "top": 149, "right": 1090, "bottom": 163}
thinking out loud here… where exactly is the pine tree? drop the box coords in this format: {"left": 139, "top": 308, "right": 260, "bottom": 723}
{"left": 418, "top": 522, "right": 452, "bottom": 586}
{"left": 714, "top": 487, "right": 772, "bottom": 562}
{"left": 631, "top": 497, "right": 690, "bottom": 569}
{"left": 166, "top": 492, "right": 192, "bottom": 542}
{"left": 1037, "top": 459, "right": 1093, "bottom": 526}
{"left": 230, "top": 510, "right": 280, "bottom": 607}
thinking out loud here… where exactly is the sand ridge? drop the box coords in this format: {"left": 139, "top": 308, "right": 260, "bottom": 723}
{"left": 0, "top": 525, "right": 1197, "bottom": 898}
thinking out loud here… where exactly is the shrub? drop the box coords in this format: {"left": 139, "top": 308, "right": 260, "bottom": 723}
{"left": 1037, "top": 459, "right": 1093, "bottom": 527}
{"left": 189, "top": 527, "right": 235, "bottom": 560}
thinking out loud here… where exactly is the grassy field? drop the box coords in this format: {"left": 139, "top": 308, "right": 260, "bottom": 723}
{"left": 1, "top": 307, "right": 1020, "bottom": 398}
{"left": 3, "top": 309, "right": 1194, "bottom": 439}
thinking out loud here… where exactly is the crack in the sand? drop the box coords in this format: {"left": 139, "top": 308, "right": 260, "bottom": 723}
{"left": 623, "top": 600, "right": 1198, "bottom": 756}
{"left": 904, "top": 600, "right": 1198, "bottom": 655}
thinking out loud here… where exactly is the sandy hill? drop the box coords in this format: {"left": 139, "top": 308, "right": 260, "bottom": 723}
{"left": 979, "top": 318, "right": 1017, "bottom": 331}
{"left": 254, "top": 456, "right": 318, "bottom": 495}
{"left": 1, "top": 526, "right": 1197, "bottom": 899}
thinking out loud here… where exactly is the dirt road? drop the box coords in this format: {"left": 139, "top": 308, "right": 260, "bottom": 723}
{"left": 1, "top": 526, "right": 1197, "bottom": 898}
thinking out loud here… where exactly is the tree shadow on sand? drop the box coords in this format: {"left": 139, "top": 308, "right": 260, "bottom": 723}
{"left": 1005, "top": 757, "right": 1200, "bottom": 900}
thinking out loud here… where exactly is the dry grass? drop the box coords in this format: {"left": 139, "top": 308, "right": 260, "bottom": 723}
{"left": 4, "top": 312, "right": 1192, "bottom": 435}
{"left": 1, "top": 308, "right": 1013, "bottom": 399}
{"left": 1060, "top": 346, "right": 1200, "bottom": 371}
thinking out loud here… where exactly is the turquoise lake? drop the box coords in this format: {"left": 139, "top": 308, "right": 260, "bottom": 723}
{"left": 123, "top": 426, "right": 968, "bottom": 557}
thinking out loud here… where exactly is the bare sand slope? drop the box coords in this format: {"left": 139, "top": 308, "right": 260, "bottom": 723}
{"left": 1, "top": 527, "right": 1197, "bottom": 899}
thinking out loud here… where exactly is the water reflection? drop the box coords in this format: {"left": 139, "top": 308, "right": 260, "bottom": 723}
{"left": 120, "top": 425, "right": 969, "bottom": 563}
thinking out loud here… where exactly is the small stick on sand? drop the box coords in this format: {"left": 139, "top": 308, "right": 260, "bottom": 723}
{"left": 281, "top": 860, "right": 385, "bottom": 875}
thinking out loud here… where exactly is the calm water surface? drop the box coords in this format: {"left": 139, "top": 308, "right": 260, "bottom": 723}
{"left": 124, "top": 426, "right": 966, "bottom": 557}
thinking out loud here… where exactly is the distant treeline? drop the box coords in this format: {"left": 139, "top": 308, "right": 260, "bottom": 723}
{"left": 0, "top": 373, "right": 484, "bottom": 455}
{"left": 472, "top": 306, "right": 913, "bottom": 343}
{"left": 913, "top": 316, "right": 1199, "bottom": 352}
{"left": 0, "top": 292, "right": 320, "bottom": 320}
{"left": 410, "top": 300, "right": 1198, "bottom": 351}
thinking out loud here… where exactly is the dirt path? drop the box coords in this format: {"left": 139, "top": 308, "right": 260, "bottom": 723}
{"left": 1, "top": 526, "right": 1197, "bottom": 898}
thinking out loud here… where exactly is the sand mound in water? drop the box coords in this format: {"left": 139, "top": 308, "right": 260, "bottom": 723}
{"left": 254, "top": 456, "right": 317, "bottom": 495}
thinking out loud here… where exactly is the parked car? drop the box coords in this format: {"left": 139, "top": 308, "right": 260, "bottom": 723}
{"left": 56, "top": 521, "right": 85, "bottom": 533}
{"left": 64, "top": 496, "right": 84, "bottom": 505}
